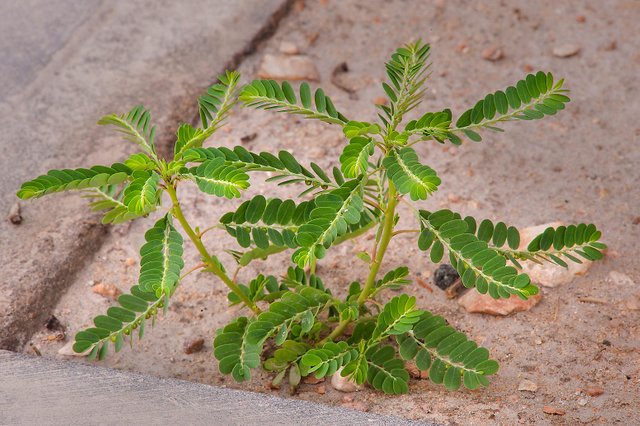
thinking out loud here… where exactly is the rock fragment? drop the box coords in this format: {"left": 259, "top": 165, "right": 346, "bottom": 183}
{"left": 518, "top": 222, "right": 593, "bottom": 287}
{"left": 44, "top": 315, "right": 65, "bottom": 332}
{"left": 91, "top": 282, "right": 122, "bottom": 300}
{"left": 482, "top": 47, "right": 504, "bottom": 61}
{"left": 584, "top": 385, "right": 604, "bottom": 397}
{"left": 183, "top": 337, "right": 205, "bottom": 354}
{"left": 331, "top": 367, "right": 362, "bottom": 392}
{"left": 7, "top": 202, "right": 22, "bottom": 224}
{"left": 278, "top": 41, "right": 299, "bottom": 55}
{"left": 518, "top": 379, "right": 538, "bottom": 392}
{"left": 458, "top": 291, "right": 542, "bottom": 316}
{"left": 303, "top": 375, "right": 325, "bottom": 385}
{"left": 552, "top": 44, "right": 581, "bottom": 58}
{"left": 433, "top": 264, "right": 459, "bottom": 290}
{"left": 257, "top": 54, "right": 320, "bottom": 81}
{"left": 543, "top": 406, "right": 566, "bottom": 415}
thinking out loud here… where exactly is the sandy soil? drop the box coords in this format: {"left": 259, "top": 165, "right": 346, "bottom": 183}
{"left": 25, "top": 1, "right": 640, "bottom": 424}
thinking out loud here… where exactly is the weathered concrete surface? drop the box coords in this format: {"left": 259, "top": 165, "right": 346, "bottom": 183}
{"left": 0, "top": 0, "right": 292, "bottom": 350}
{"left": 0, "top": 351, "right": 426, "bottom": 425}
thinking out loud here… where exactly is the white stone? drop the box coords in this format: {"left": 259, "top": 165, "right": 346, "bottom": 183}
{"left": 331, "top": 367, "right": 362, "bottom": 393}
{"left": 278, "top": 41, "right": 299, "bottom": 55}
{"left": 257, "top": 54, "right": 320, "bottom": 81}
{"left": 552, "top": 44, "right": 581, "bottom": 58}
{"left": 518, "top": 222, "right": 593, "bottom": 288}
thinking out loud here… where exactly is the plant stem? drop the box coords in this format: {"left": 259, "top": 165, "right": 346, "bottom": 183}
{"left": 357, "top": 182, "right": 398, "bottom": 305}
{"left": 165, "top": 183, "right": 261, "bottom": 315}
{"left": 319, "top": 319, "right": 350, "bottom": 345}
{"left": 321, "top": 183, "right": 399, "bottom": 344}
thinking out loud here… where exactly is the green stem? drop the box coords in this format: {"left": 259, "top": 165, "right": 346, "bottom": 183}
{"left": 165, "top": 183, "right": 261, "bottom": 315}
{"left": 321, "top": 183, "right": 399, "bottom": 344}
{"left": 319, "top": 319, "right": 350, "bottom": 345}
{"left": 357, "top": 182, "right": 398, "bottom": 305}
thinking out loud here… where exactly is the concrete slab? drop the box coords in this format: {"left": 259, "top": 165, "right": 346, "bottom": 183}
{"left": 0, "top": 351, "right": 426, "bottom": 425}
{"left": 0, "top": 0, "right": 292, "bottom": 350}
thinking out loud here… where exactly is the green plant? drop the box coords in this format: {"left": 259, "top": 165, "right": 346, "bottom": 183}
{"left": 17, "top": 41, "right": 605, "bottom": 395}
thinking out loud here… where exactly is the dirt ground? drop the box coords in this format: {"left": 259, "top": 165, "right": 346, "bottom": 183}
{"left": 25, "top": 1, "right": 639, "bottom": 424}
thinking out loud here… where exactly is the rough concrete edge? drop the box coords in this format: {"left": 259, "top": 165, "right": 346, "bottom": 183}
{"left": 0, "top": 350, "right": 431, "bottom": 425}
{"left": 1, "top": 0, "right": 295, "bottom": 352}
{"left": 157, "top": 0, "right": 296, "bottom": 158}
{"left": 1, "top": 216, "right": 108, "bottom": 350}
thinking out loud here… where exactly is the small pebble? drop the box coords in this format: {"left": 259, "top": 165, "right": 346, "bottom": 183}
{"left": 303, "top": 375, "right": 325, "bottom": 385}
{"left": 585, "top": 385, "right": 604, "bottom": 397}
{"left": 373, "top": 96, "right": 388, "bottom": 105}
{"left": 278, "top": 41, "right": 299, "bottom": 55}
{"left": 518, "top": 379, "right": 538, "bottom": 392}
{"left": 543, "top": 406, "right": 566, "bottom": 416}
{"left": 578, "top": 398, "right": 588, "bottom": 406}
{"left": 406, "top": 362, "right": 421, "bottom": 379}
{"left": 92, "top": 283, "right": 122, "bottom": 300}
{"left": 7, "top": 202, "right": 22, "bottom": 224}
{"left": 257, "top": 53, "right": 319, "bottom": 81}
{"left": 341, "top": 401, "right": 369, "bottom": 412}
{"left": 433, "top": 264, "right": 459, "bottom": 290}
{"left": 552, "top": 44, "right": 581, "bottom": 58}
{"left": 482, "top": 47, "right": 504, "bottom": 61}
{"left": 331, "top": 367, "right": 362, "bottom": 392}
{"left": 315, "top": 385, "right": 326, "bottom": 395}
{"left": 183, "top": 338, "right": 205, "bottom": 354}
{"left": 44, "top": 315, "right": 65, "bottom": 332}
{"left": 240, "top": 133, "right": 258, "bottom": 144}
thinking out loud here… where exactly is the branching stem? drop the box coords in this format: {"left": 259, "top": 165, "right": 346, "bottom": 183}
{"left": 165, "top": 182, "right": 261, "bottom": 315}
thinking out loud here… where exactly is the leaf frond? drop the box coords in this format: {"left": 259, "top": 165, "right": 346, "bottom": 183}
{"left": 98, "top": 105, "right": 157, "bottom": 157}
{"left": 81, "top": 184, "right": 146, "bottom": 224}
{"left": 240, "top": 80, "right": 348, "bottom": 125}
{"left": 183, "top": 157, "right": 250, "bottom": 199}
{"left": 383, "top": 147, "right": 441, "bottom": 201}
{"left": 174, "top": 71, "right": 241, "bottom": 158}
{"left": 17, "top": 163, "right": 132, "bottom": 200}
{"left": 182, "top": 145, "right": 339, "bottom": 196}
{"left": 382, "top": 40, "right": 431, "bottom": 129}
{"left": 139, "top": 215, "right": 185, "bottom": 295}
{"left": 397, "top": 311, "right": 499, "bottom": 391}
{"left": 73, "top": 284, "right": 169, "bottom": 359}
{"left": 220, "top": 196, "right": 314, "bottom": 250}
{"left": 339, "top": 136, "right": 375, "bottom": 178}
{"left": 292, "top": 178, "right": 370, "bottom": 267}
{"left": 451, "top": 71, "right": 569, "bottom": 142}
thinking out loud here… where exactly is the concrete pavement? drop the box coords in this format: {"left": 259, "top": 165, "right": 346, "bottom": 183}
{"left": 0, "top": 350, "right": 427, "bottom": 425}
{"left": 0, "top": 0, "right": 292, "bottom": 350}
